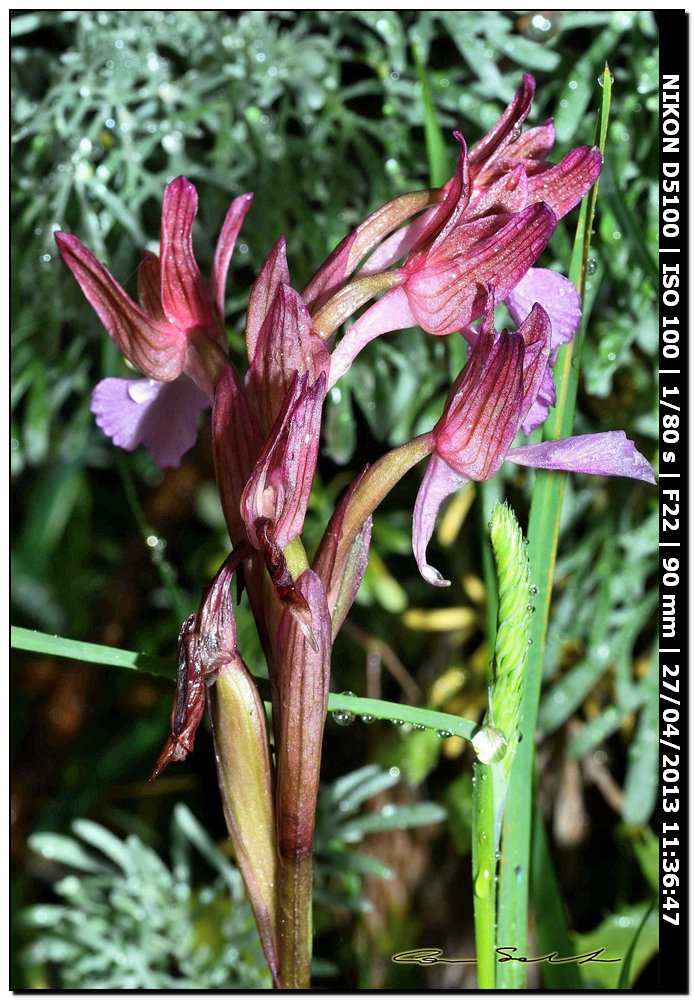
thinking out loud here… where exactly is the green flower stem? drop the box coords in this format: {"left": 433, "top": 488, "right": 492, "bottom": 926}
{"left": 312, "top": 270, "right": 403, "bottom": 340}
{"left": 495, "top": 66, "right": 612, "bottom": 990}
{"left": 327, "top": 432, "right": 435, "bottom": 574}
{"left": 472, "top": 761, "right": 497, "bottom": 988}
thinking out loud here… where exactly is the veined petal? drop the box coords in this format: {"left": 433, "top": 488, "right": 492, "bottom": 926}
{"left": 55, "top": 232, "right": 187, "bottom": 380}
{"left": 526, "top": 145, "right": 602, "bottom": 218}
{"left": 210, "top": 192, "right": 253, "bottom": 324}
{"left": 469, "top": 73, "right": 536, "bottom": 173}
{"left": 413, "top": 455, "right": 468, "bottom": 587}
{"left": 328, "top": 286, "right": 415, "bottom": 388}
{"left": 473, "top": 120, "right": 556, "bottom": 188}
{"left": 246, "top": 237, "right": 291, "bottom": 365}
{"left": 358, "top": 208, "right": 438, "bottom": 277}
{"left": 91, "top": 375, "right": 208, "bottom": 467}
{"left": 517, "top": 303, "right": 552, "bottom": 423}
{"left": 406, "top": 134, "right": 471, "bottom": 264}
{"left": 520, "top": 365, "right": 556, "bottom": 436}
{"left": 505, "top": 267, "right": 581, "bottom": 348}
{"left": 465, "top": 163, "right": 529, "bottom": 220}
{"left": 404, "top": 203, "right": 557, "bottom": 336}
{"left": 249, "top": 282, "right": 330, "bottom": 433}
{"left": 435, "top": 327, "right": 524, "bottom": 479}
{"left": 212, "top": 365, "right": 263, "bottom": 546}
{"left": 508, "top": 432, "right": 656, "bottom": 483}
{"left": 241, "top": 372, "right": 327, "bottom": 550}
{"left": 137, "top": 251, "right": 165, "bottom": 320}
{"left": 160, "top": 177, "right": 218, "bottom": 334}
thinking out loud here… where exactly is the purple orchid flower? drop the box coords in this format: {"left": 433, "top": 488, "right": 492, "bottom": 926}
{"left": 56, "top": 178, "right": 253, "bottom": 467}
{"left": 413, "top": 290, "right": 656, "bottom": 587}
{"left": 318, "top": 74, "right": 601, "bottom": 386}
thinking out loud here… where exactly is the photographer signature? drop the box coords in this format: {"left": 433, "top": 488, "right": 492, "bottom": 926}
{"left": 392, "top": 946, "right": 621, "bottom": 966}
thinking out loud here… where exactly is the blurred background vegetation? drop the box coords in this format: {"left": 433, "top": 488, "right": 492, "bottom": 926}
{"left": 11, "top": 10, "right": 659, "bottom": 989}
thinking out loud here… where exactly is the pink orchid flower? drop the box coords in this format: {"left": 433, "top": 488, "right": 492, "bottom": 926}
{"left": 317, "top": 74, "right": 601, "bottom": 386}
{"left": 413, "top": 290, "right": 656, "bottom": 587}
{"left": 56, "top": 178, "right": 252, "bottom": 467}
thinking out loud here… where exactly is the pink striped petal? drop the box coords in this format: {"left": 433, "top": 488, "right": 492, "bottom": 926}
{"left": 137, "top": 251, "right": 165, "bottom": 320}
{"left": 526, "top": 146, "right": 602, "bottom": 219}
{"left": 241, "top": 372, "right": 327, "bottom": 551}
{"left": 55, "top": 232, "right": 187, "bottom": 381}
{"left": 160, "top": 177, "right": 217, "bottom": 334}
{"left": 91, "top": 375, "right": 208, "bottom": 467}
{"left": 508, "top": 432, "right": 656, "bottom": 483}
{"left": 248, "top": 283, "right": 330, "bottom": 433}
{"left": 210, "top": 192, "right": 253, "bottom": 323}
{"left": 404, "top": 203, "right": 557, "bottom": 336}
{"left": 469, "top": 74, "right": 536, "bottom": 173}
{"left": 246, "top": 237, "right": 291, "bottom": 365}
{"left": 435, "top": 326, "right": 524, "bottom": 480}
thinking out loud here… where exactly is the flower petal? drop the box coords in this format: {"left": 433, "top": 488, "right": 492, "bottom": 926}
{"left": 505, "top": 267, "right": 582, "bottom": 348}
{"left": 328, "top": 286, "right": 415, "bottom": 388}
{"left": 517, "top": 303, "right": 552, "bottom": 423}
{"left": 508, "top": 431, "right": 656, "bottom": 483}
{"left": 210, "top": 192, "right": 253, "bottom": 323}
{"left": 465, "top": 163, "right": 529, "bottom": 219}
{"left": 160, "top": 177, "right": 217, "bottom": 334}
{"left": 246, "top": 237, "right": 291, "bottom": 365}
{"left": 55, "top": 232, "right": 186, "bottom": 380}
{"left": 212, "top": 365, "right": 263, "bottom": 546}
{"left": 248, "top": 282, "right": 330, "bottom": 433}
{"left": 435, "top": 324, "right": 524, "bottom": 480}
{"left": 404, "top": 203, "right": 557, "bottom": 336}
{"left": 413, "top": 455, "right": 468, "bottom": 587}
{"left": 91, "top": 375, "right": 208, "bottom": 467}
{"left": 241, "top": 372, "right": 327, "bottom": 550}
{"left": 137, "top": 251, "right": 165, "bottom": 320}
{"left": 526, "top": 145, "right": 602, "bottom": 219}
{"left": 520, "top": 365, "right": 556, "bottom": 436}
{"left": 469, "top": 73, "right": 536, "bottom": 174}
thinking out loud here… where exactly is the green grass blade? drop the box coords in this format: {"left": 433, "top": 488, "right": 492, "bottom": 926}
{"left": 11, "top": 626, "right": 173, "bottom": 678}
{"left": 530, "top": 805, "right": 582, "bottom": 989}
{"left": 11, "top": 627, "right": 477, "bottom": 740}
{"left": 496, "top": 66, "right": 612, "bottom": 989}
{"left": 412, "top": 42, "right": 451, "bottom": 187}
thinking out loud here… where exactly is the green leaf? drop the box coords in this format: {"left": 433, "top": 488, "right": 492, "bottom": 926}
{"left": 574, "top": 902, "right": 657, "bottom": 989}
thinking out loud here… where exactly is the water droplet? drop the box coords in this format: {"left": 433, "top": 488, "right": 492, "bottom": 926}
{"left": 146, "top": 534, "right": 159, "bottom": 548}
{"left": 568, "top": 79, "right": 578, "bottom": 91}
{"left": 494, "top": 850, "right": 502, "bottom": 860}
{"left": 510, "top": 124, "right": 522, "bottom": 142}
{"left": 332, "top": 708, "right": 355, "bottom": 727}
{"left": 389, "top": 766, "right": 400, "bottom": 778}
{"left": 526, "top": 603, "right": 536, "bottom": 613}
{"left": 598, "top": 72, "right": 615, "bottom": 87}
{"left": 515, "top": 864, "right": 523, "bottom": 882}
{"left": 413, "top": 724, "right": 427, "bottom": 731}
{"left": 474, "top": 868, "right": 491, "bottom": 898}
{"left": 586, "top": 258, "right": 598, "bottom": 275}
{"left": 361, "top": 714, "right": 375, "bottom": 725}
{"left": 437, "top": 729, "right": 453, "bottom": 739}
{"left": 528, "top": 584, "right": 539, "bottom": 596}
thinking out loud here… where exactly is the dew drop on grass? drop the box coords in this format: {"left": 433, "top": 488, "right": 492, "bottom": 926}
{"left": 474, "top": 868, "right": 491, "bottom": 898}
